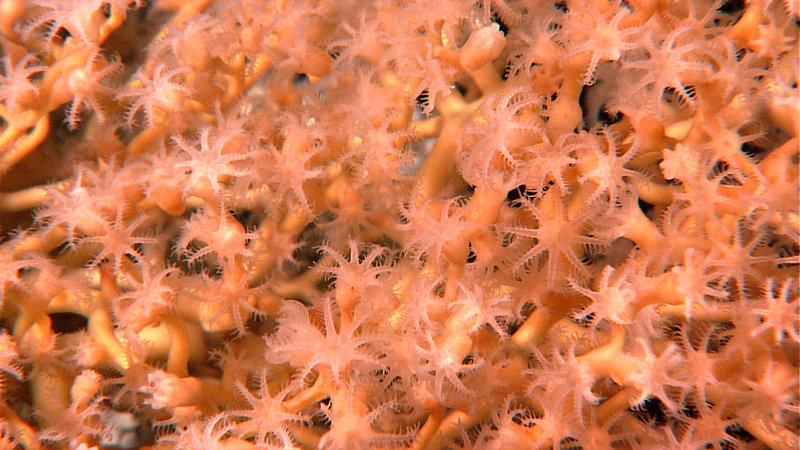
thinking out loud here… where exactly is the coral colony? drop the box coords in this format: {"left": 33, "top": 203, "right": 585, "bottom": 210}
{"left": 0, "top": 0, "right": 797, "bottom": 448}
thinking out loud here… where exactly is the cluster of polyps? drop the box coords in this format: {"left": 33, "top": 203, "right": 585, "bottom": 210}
{"left": 0, "top": 0, "right": 797, "bottom": 448}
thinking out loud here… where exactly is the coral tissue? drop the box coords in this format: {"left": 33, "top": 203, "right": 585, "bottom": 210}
{"left": 0, "top": 0, "right": 797, "bottom": 448}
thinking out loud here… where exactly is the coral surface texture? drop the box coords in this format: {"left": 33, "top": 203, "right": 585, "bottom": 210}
{"left": 0, "top": 0, "right": 797, "bottom": 448}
